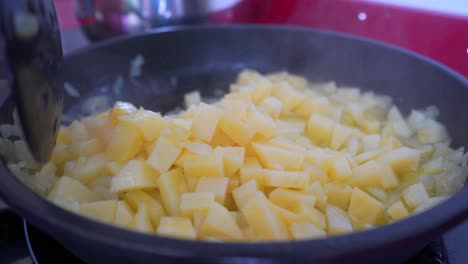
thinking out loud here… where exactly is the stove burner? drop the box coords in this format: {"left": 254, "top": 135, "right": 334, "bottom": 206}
{"left": 23, "top": 219, "right": 449, "bottom": 264}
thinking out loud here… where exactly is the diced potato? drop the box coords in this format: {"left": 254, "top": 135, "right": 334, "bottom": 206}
{"left": 247, "top": 108, "right": 276, "bottom": 139}
{"left": 184, "top": 90, "right": 201, "bottom": 108}
{"left": 184, "top": 151, "right": 224, "bottom": 178}
{"left": 227, "top": 175, "right": 240, "bottom": 193}
{"left": 180, "top": 192, "right": 215, "bottom": 217}
{"left": 159, "top": 168, "right": 187, "bottom": 216}
{"left": 192, "top": 103, "right": 221, "bottom": 141}
{"left": 295, "top": 96, "right": 329, "bottom": 119}
{"left": 270, "top": 203, "right": 298, "bottom": 225}
{"left": 380, "top": 163, "right": 399, "bottom": 189}
{"left": 111, "top": 160, "right": 159, "bottom": 193}
{"left": 79, "top": 200, "right": 118, "bottom": 224}
{"left": 114, "top": 201, "right": 134, "bottom": 228}
{"left": 269, "top": 188, "right": 316, "bottom": 211}
{"left": 110, "top": 101, "right": 137, "bottom": 123}
{"left": 324, "top": 183, "right": 352, "bottom": 210}
{"left": 379, "top": 147, "right": 420, "bottom": 173}
{"left": 70, "top": 138, "right": 104, "bottom": 157}
{"left": 106, "top": 122, "right": 143, "bottom": 162}
{"left": 402, "top": 183, "right": 429, "bottom": 209}
{"left": 386, "top": 200, "right": 409, "bottom": 221}
{"left": 214, "top": 147, "right": 245, "bottom": 177}
{"left": 232, "top": 180, "right": 259, "bottom": 210}
{"left": 64, "top": 154, "right": 107, "bottom": 184}
{"left": 147, "top": 134, "right": 182, "bottom": 174}
{"left": 325, "top": 155, "right": 352, "bottom": 182}
{"left": 69, "top": 121, "right": 89, "bottom": 143}
{"left": 199, "top": 203, "right": 243, "bottom": 240}
{"left": 362, "top": 134, "right": 381, "bottom": 151}
{"left": 87, "top": 175, "right": 118, "bottom": 200}
{"left": 293, "top": 202, "right": 326, "bottom": 229}
{"left": 81, "top": 115, "right": 114, "bottom": 146}
{"left": 130, "top": 204, "right": 155, "bottom": 233}
{"left": 242, "top": 192, "right": 290, "bottom": 240}
{"left": 259, "top": 96, "right": 282, "bottom": 118}
{"left": 252, "top": 142, "right": 304, "bottom": 170}
{"left": 325, "top": 205, "right": 353, "bottom": 235}
{"left": 330, "top": 124, "right": 352, "bottom": 150}
{"left": 230, "top": 211, "right": 248, "bottom": 229}
{"left": 239, "top": 163, "right": 264, "bottom": 186}
{"left": 349, "top": 160, "right": 381, "bottom": 187}
{"left": 422, "top": 156, "right": 445, "bottom": 175}
{"left": 348, "top": 188, "right": 385, "bottom": 225}
{"left": 273, "top": 81, "right": 305, "bottom": 111}
{"left": 157, "top": 217, "right": 196, "bottom": 239}
{"left": 263, "top": 169, "right": 309, "bottom": 189}
{"left": 417, "top": 119, "right": 447, "bottom": 144}
{"left": 307, "top": 114, "right": 335, "bottom": 144}
{"left": 48, "top": 176, "right": 102, "bottom": 204}
{"left": 209, "top": 128, "right": 236, "bottom": 147}
{"left": 119, "top": 109, "right": 166, "bottom": 141}
{"left": 219, "top": 112, "right": 255, "bottom": 146}
{"left": 303, "top": 163, "right": 328, "bottom": 184}
{"left": 290, "top": 222, "right": 326, "bottom": 240}
{"left": 306, "top": 181, "right": 327, "bottom": 210}
{"left": 195, "top": 177, "right": 228, "bottom": 205}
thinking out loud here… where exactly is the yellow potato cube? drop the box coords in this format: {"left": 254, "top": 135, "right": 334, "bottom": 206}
{"left": 64, "top": 154, "right": 107, "bottom": 184}
{"left": 402, "top": 183, "right": 429, "bottom": 209}
{"left": 294, "top": 96, "right": 329, "bottom": 119}
{"left": 227, "top": 175, "right": 240, "bottom": 193}
{"left": 114, "top": 201, "right": 134, "bottom": 228}
{"left": 273, "top": 82, "right": 305, "bottom": 111}
{"left": 159, "top": 168, "right": 187, "bottom": 216}
{"left": 269, "top": 203, "right": 298, "bottom": 225}
{"left": 325, "top": 155, "right": 352, "bottom": 182}
{"left": 130, "top": 204, "right": 155, "bottom": 233}
{"left": 87, "top": 175, "right": 117, "bottom": 200}
{"left": 106, "top": 122, "right": 143, "bottom": 162}
{"left": 70, "top": 138, "right": 104, "bottom": 157}
{"left": 200, "top": 203, "right": 243, "bottom": 240}
{"left": 307, "top": 114, "right": 335, "bottom": 144}
{"left": 303, "top": 163, "right": 328, "bottom": 185}
{"left": 180, "top": 192, "right": 215, "bottom": 217}
{"left": 195, "top": 177, "right": 228, "bottom": 205}
{"left": 263, "top": 169, "right": 309, "bottom": 189}
{"left": 379, "top": 147, "right": 420, "bottom": 173}
{"left": 330, "top": 124, "right": 352, "bottom": 150}
{"left": 306, "top": 181, "right": 327, "bottom": 211}
{"left": 192, "top": 103, "right": 221, "bottom": 141}
{"left": 293, "top": 202, "right": 326, "bottom": 229}
{"left": 109, "top": 101, "right": 137, "bottom": 123}
{"left": 259, "top": 96, "right": 283, "bottom": 118}
{"left": 252, "top": 142, "right": 304, "bottom": 170}
{"left": 119, "top": 109, "right": 166, "bottom": 141}
{"left": 387, "top": 200, "right": 409, "bottom": 221}
{"left": 219, "top": 112, "right": 255, "bottom": 146}
{"left": 48, "top": 176, "right": 102, "bottom": 204}
{"left": 304, "top": 148, "right": 332, "bottom": 171}
{"left": 269, "top": 188, "right": 316, "bottom": 211}
{"left": 422, "top": 156, "right": 445, "bottom": 175}
{"left": 324, "top": 183, "right": 353, "bottom": 210}
{"left": 147, "top": 134, "right": 183, "bottom": 174}
{"left": 81, "top": 115, "right": 114, "bottom": 146}
{"left": 184, "top": 151, "right": 224, "bottom": 178}
{"left": 290, "top": 222, "right": 326, "bottom": 240}
{"left": 246, "top": 108, "right": 276, "bottom": 139}
{"left": 380, "top": 163, "right": 399, "bottom": 189}
{"left": 230, "top": 211, "right": 248, "bottom": 229}
{"left": 69, "top": 121, "right": 89, "bottom": 143}
{"left": 157, "top": 217, "right": 196, "bottom": 239}
{"left": 123, "top": 190, "right": 165, "bottom": 227}
{"left": 348, "top": 188, "right": 385, "bottom": 225}
{"left": 325, "top": 205, "right": 353, "bottom": 235}
{"left": 79, "top": 200, "right": 118, "bottom": 224}
{"left": 56, "top": 126, "right": 72, "bottom": 145}
{"left": 242, "top": 192, "right": 290, "bottom": 240}
{"left": 349, "top": 160, "right": 381, "bottom": 187}
{"left": 209, "top": 128, "right": 236, "bottom": 147}
{"left": 232, "top": 180, "right": 259, "bottom": 210}
{"left": 111, "top": 160, "right": 159, "bottom": 193}
{"left": 214, "top": 146, "right": 245, "bottom": 177}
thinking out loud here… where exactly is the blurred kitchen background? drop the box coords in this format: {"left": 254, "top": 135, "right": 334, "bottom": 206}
{"left": 1, "top": 0, "right": 468, "bottom": 263}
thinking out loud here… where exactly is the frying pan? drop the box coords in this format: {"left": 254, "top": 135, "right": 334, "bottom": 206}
{"left": 1, "top": 25, "right": 468, "bottom": 264}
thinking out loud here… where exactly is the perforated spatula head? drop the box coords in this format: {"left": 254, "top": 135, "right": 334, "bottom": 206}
{"left": 0, "top": 0, "right": 63, "bottom": 162}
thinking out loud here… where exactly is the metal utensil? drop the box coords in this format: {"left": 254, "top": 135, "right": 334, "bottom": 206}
{"left": 0, "top": 0, "right": 63, "bottom": 162}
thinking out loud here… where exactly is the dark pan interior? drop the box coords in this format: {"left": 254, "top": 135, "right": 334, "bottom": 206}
{"left": 1, "top": 25, "right": 468, "bottom": 264}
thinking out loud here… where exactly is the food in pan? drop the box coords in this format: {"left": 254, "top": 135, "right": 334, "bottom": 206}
{"left": 1, "top": 70, "right": 467, "bottom": 241}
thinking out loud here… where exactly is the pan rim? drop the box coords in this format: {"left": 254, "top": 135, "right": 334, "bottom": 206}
{"left": 1, "top": 24, "right": 468, "bottom": 259}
